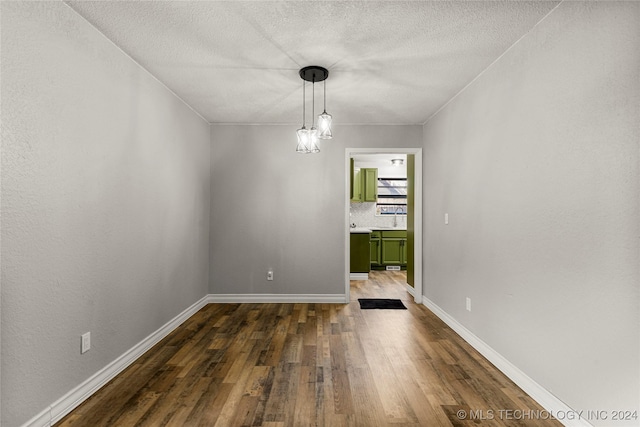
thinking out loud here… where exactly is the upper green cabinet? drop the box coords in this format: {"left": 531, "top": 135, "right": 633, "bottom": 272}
{"left": 351, "top": 165, "right": 377, "bottom": 203}
{"left": 350, "top": 158, "right": 355, "bottom": 199}
{"left": 362, "top": 168, "right": 378, "bottom": 202}
{"left": 351, "top": 167, "right": 362, "bottom": 202}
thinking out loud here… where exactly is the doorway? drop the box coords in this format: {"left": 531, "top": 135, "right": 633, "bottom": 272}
{"left": 345, "top": 148, "right": 423, "bottom": 304}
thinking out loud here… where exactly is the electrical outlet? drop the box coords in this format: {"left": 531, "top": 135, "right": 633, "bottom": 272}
{"left": 267, "top": 270, "right": 274, "bottom": 281}
{"left": 466, "top": 297, "right": 471, "bottom": 312}
{"left": 81, "top": 332, "right": 91, "bottom": 354}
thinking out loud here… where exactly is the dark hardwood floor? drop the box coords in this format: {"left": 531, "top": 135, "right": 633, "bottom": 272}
{"left": 56, "top": 271, "right": 560, "bottom": 426}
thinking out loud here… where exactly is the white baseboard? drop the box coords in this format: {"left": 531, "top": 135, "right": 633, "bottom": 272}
{"left": 421, "top": 297, "right": 592, "bottom": 427}
{"left": 405, "top": 283, "right": 415, "bottom": 297}
{"left": 207, "top": 293, "right": 347, "bottom": 304}
{"left": 404, "top": 283, "right": 423, "bottom": 304}
{"left": 20, "top": 409, "right": 50, "bottom": 427}
{"left": 349, "top": 273, "right": 369, "bottom": 280}
{"left": 22, "top": 295, "right": 210, "bottom": 427}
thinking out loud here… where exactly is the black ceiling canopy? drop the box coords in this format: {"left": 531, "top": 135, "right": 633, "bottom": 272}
{"left": 299, "top": 66, "right": 328, "bottom": 83}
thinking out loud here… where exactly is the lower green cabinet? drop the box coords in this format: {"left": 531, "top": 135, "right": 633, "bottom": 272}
{"left": 350, "top": 233, "right": 371, "bottom": 273}
{"left": 370, "top": 231, "right": 381, "bottom": 266}
{"left": 381, "top": 238, "right": 404, "bottom": 265}
{"left": 402, "top": 237, "right": 408, "bottom": 265}
{"left": 372, "top": 230, "right": 407, "bottom": 269}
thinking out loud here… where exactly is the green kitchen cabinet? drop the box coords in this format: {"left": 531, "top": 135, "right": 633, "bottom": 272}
{"left": 350, "top": 166, "right": 377, "bottom": 203}
{"left": 362, "top": 168, "right": 378, "bottom": 202}
{"left": 350, "top": 158, "right": 355, "bottom": 199}
{"left": 381, "top": 238, "right": 404, "bottom": 265}
{"left": 351, "top": 167, "right": 362, "bottom": 202}
{"left": 380, "top": 230, "right": 407, "bottom": 267}
{"left": 402, "top": 237, "right": 408, "bottom": 265}
{"left": 370, "top": 231, "right": 381, "bottom": 266}
{"left": 350, "top": 232, "right": 371, "bottom": 273}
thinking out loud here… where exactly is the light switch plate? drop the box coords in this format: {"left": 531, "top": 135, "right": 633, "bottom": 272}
{"left": 81, "top": 332, "right": 91, "bottom": 354}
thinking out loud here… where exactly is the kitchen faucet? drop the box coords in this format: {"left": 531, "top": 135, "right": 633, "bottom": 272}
{"left": 393, "top": 206, "right": 403, "bottom": 228}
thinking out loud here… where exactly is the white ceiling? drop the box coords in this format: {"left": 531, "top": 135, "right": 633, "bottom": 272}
{"left": 353, "top": 153, "right": 405, "bottom": 164}
{"left": 66, "top": 1, "right": 559, "bottom": 125}
{"left": 354, "top": 154, "right": 407, "bottom": 177}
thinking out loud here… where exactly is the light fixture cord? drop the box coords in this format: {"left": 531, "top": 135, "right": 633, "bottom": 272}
{"left": 302, "top": 80, "right": 306, "bottom": 126}
{"left": 323, "top": 79, "right": 327, "bottom": 112}
{"left": 312, "top": 76, "right": 315, "bottom": 122}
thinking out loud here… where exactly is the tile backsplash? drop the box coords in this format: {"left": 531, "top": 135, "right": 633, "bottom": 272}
{"left": 350, "top": 202, "right": 406, "bottom": 229}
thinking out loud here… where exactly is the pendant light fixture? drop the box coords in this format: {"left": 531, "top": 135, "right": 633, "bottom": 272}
{"left": 318, "top": 78, "right": 333, "bottom": 139}
{"left": 296, "top": 66, "right": 331, "bottom": 153}
{"left": 295, "top": 80, "right": 310, "bottom": 153}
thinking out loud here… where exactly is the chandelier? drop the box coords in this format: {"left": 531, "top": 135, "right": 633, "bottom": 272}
{"left": 296, "top": 66, "right": 333, "bottom": 153}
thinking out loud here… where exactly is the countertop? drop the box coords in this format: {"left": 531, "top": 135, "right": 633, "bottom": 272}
{"left": 350, "top": 227, "right": 373, "bottom": 234}
{"left": 349, "top": 226, "right": 407, "bottom": 233}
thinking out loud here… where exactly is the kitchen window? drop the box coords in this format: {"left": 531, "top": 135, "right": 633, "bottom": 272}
{"left": 376, "top": 178, "right": 407, "bottom": 215}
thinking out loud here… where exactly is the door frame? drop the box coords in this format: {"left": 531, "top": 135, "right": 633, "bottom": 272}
{"left": 344, "top": 148, "right": 423, "bottom": 304}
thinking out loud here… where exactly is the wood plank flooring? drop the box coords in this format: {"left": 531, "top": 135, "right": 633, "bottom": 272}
{"left": 56, "top": 271, "right": 561, "bottom": 426}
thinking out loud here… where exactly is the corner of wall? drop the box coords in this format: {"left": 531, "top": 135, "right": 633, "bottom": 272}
{"left": 208, "top": 123, "right": 214, "bottom": 295}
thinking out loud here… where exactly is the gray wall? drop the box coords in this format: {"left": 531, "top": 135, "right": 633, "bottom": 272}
{"left": 1, "top": 3, "right": 211, "bottom": 426}
{"left": 422, "top": 2, "right": 639, "bottom": 424}
{"left": 209, "top": 125, "right": 422, "bottom": 295}
{"left": 3, "top": 1, "right": 638, "bottom": 426}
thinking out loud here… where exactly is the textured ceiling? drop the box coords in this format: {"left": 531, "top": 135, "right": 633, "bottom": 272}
{"left": 66, "top": 1, "right": 560, "bottom": 125}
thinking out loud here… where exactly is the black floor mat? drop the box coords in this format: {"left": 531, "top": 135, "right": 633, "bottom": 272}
{"left": 358, "top": 298, "right": 407, "bottom": 310}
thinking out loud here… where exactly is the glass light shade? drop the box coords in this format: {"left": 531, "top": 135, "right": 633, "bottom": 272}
{"left": 318, "top": 111, "right": 333, "bottom": 139}
{"left": 296, "top": 127, "right": 310, "bottom": 153}
{"left": 308, "top": 127, "right": 320, "bottom": 153}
